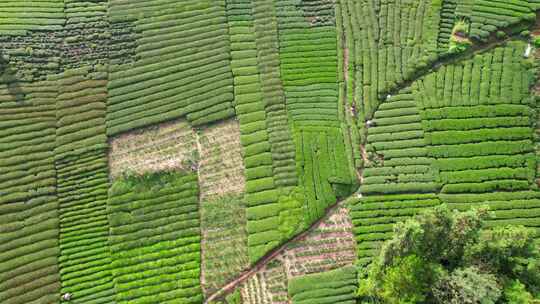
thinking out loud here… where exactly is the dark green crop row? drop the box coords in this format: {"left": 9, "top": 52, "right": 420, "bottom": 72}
{"left": 469, "top": 0, "right": 536, "bottom": 40}
{"left": 0, "top": 81, "right": 61, "bottom": 304}
{"left": 288, "top": 266, "right": 357, "bottom": 304}
{"left": 439, "top": 167, "right": 532, "bottom": 184}
{"left": 433, "top": 154, "right": 535, "bottom": 172}
{"left": 428, "top": 140, "right": 534, "bottom": 158}
{"left": 425, "top": 127, "right": 533, "bottom": 145}
{"left": 447, "top": 198, "right": 540, "bottom": 212}
{"left": 422, "top": 104, "right": 531, "bottom": 120}
{"left": 106, "top": 2, "right": 235, "bottom": 136}
{"left": 441, "top": 179, "right": 530, "bottom": 193}
{"left": 423, "top": 116, "right": 531, "bottom": 131}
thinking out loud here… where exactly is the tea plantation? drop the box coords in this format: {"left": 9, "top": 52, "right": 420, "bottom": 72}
{"left": 1, "top": 0, "right": 540, "bottom": 303}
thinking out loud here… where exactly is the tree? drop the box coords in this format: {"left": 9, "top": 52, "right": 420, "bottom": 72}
{"left": 357, "top": 205, "right": 540, "bottom": 303}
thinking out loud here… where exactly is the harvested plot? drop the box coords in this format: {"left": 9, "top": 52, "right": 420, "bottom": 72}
{"left": 240, "top": 271, "right": 275, "bottom": 304}
{"left": 197, "top": 119, "right": 245, "bottom": 201}
{"left": 108, "top": 172, "right": 202, "bottom": 304}
{"left": 200, "top": 194, "right": 249, "bottom": 296}
{"left": 282, "top": 207, "right": 357, "bottom": 278}
{"left": 109, "top": 118, "right": 197, "bottom": 180}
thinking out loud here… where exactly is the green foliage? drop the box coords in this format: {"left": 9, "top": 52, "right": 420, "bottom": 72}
{"left": 432, "top": 267, "right": 501, "bottom": 304}
{"left": 465, "top": 225, "right": 540, "bottom": 295}
{"left": 521, "top": 30, "right": 531, "bottom": 38}
{"left": 288, "top": 266, "right": 357, "bottom": 304}
{"left": 503, "top": 280, "right": 535, "bottom": 304}
{"left": 226, "top": 289, "right": 242, "bottom": 304}
{"left": 378, "top": 255, "right": 440, "bottom": 304}
{"left": 200, "top": 194, "right": 249, "bottom": 295}
{"left": 449, "top": 20, "right": 472, "bottom": 54}
{"left": 534, "top": 36, "right": 540, "bottom": 48}
{"left": 108, "top": 171, "right": 202, "bottom": 303}
{"left": 496, "top": 31, "right": 508, "bottom": 39}
{"left": 278, "top": 189, "right": 307, "bottom": 241}
{"left": 357, "top": 205, "right": 540, "bottom": 304}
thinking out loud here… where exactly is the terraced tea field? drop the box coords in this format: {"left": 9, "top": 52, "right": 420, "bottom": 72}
{"left": 1, "top": 0, "right": 540, "bottom": 303}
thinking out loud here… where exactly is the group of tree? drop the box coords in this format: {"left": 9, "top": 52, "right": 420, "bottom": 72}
{"left": 358, "top": 205, "right": 540, "bottom": 304}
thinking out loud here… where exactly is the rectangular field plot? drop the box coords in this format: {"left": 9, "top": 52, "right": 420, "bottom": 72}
{"left": 288, "top": 266, "right": 357, "bottom": 304}
{"left": 108, "top": 172, "right": 202, "bottom": 304}
{"left": 197, "top": 119, "right": 245, "bottom": 201}
{"left": 295, "top": 127, "right": 355, "bottom": 223}
{"left": 0, "top": 81, "right": 61, "bottom": 304}
{"left": 107, "top": 0, "right": 235, "bottom": 136}
{"left": 108, "top": 118, "right": 197, "bottom": 180}
{"left": 200, "top": 194, "right": 249, "bottom": 296}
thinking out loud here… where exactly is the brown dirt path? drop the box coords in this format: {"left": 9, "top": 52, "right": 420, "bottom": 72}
{"left": 203, "top": 198, "right": 350, "bottom": 303}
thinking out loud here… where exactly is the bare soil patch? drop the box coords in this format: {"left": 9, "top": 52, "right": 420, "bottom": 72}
{"left": 196, "top": 119, "right": 245, "bottom": 201}
{"left": 108, "top": 118, "right": 197, "bottom": 179}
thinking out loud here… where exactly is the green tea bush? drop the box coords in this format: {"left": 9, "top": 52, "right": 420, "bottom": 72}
{"left": 432, "top": 267, "right": 501, "bottom": 304}
{"left": 108, "top": 171, "right": 202, "bottom": 303}
{"left": 288, "top": 266, "right": 357, "bottom": 304}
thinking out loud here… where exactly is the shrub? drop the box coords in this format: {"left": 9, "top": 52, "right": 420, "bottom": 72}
{"left": 496, "top": 31, "right": 507, "bottom": 39}
{"left": 503, "top": 280, "right": 535, "bottom": 304}
{"left": 520, "top": 30, "right": 531, "bottom": 38}
{"left": 225, "top": 289, "right": 242, "bottom": 304}
{"left": 534, "top": 36, "right": 540, "bottom": 48}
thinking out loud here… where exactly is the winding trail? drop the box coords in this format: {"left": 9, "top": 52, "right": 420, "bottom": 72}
{"left": 203, "top": 20, "right": 540, "bottom": 304}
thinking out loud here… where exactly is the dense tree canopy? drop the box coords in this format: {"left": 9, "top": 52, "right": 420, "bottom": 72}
{"left": 358, "top": 205, "right": 540, "bottom": 304}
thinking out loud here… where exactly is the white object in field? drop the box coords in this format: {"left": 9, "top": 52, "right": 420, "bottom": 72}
{"left": 366, "top": 120, "right": 376, "bottom": 128}
{"left": 524, "top": 43, "right": 532, "bottom": 58}
{"left": 356, "top": 192, "right": 363, "bottom": 198}
{"left": 62, "top": 293, "right": 72, "bottom": 301}
{"left": 386, "top": 94, "right": 392, "bottom": 100}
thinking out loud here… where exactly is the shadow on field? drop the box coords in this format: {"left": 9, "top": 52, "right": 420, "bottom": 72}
{"left": 0, "top": 53, "right": 24, "bottom": 102}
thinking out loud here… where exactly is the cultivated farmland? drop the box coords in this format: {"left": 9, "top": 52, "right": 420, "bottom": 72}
{"left": 1, "top": 0, "right": 540, "bottom": 303}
